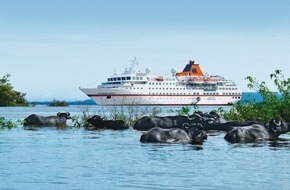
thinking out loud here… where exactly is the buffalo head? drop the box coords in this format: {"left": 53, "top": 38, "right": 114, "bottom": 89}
{"left": 268, "top": 118, "right": 289, "bottom": 137}
{"left": 182, "top": 123, "right": 207, "bottom": 144}
{"left": 57, "top": 112, "right": 71, "bottom": 119}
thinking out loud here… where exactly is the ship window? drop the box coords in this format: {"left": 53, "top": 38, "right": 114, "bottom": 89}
{"left": 106, "top": 96, "right": 111, "bottom": 99}
{"left": 122, "top": 77, "right": 125, "bottom": 80}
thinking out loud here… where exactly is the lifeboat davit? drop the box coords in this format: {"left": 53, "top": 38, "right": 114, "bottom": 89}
{"left": 187, "top": 76, "right": 204, "bottom": 84}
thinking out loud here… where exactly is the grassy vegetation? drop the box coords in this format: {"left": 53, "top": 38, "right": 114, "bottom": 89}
{"left": 218, "top": 70, "right": 290, "bottom": 122}
{"left": 0, "top": 117, "right": 18, "bottom": 129}
{"left": 69, "top": 104, "right": 163, "bottom": 128}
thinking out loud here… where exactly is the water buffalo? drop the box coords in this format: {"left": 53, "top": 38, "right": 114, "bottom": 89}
{"left": 86, "top": 115, "right": 129, "bottom": 130}
{"left": 133, "top": 114, "right": 199, "bottom": 131}
{"left": 24, "top": 112, "right": 71, "bottom": 127}
{"left": 140, "top": 123, "right": 207, "bottom": 144}
{"left": 224, "top": 118, "right": 290, "bottom": 143}
{"left": 133, "top": 111, "right": 227, "bottom": 131}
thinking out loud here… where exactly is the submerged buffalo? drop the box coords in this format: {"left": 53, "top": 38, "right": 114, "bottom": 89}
{"left": 24, "top": 112, "right": 71, "bottom": 127}
{"left": 224, "top": 118, "right": 290, "bottom": 143}
{"left": 140, "top": 123, "right": 207, "bottom": 144}
{"left": 133, "top": 111, "right": 228, "bottom": 131}
{"left": 133, "top": 115, "right": 199, "bottom": 131}
{"left": 86, "top": 115, "right": 129, "bottom": 130}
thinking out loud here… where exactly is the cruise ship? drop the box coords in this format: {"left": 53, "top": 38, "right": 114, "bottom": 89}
{"left": 80, "top": 59, "right": 242, "bottom": 106}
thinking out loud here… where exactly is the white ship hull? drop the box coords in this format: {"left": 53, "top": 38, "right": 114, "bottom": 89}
{"left": 80, "top": 88, "right": 240, "bottom": 106}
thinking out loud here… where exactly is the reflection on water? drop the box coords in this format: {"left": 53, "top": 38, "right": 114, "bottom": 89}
{"left": 268, "top": 138, "right": 290, "bottom": 149}
{"left": 0, "top": 106, "right": 290, "bottom": 190}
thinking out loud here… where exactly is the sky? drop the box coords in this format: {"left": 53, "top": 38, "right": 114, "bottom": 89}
{"left": 0, "top": 0, "right": 289, "bottom": 101}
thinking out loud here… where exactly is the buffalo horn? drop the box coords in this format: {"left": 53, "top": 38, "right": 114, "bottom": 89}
{"left": 274, "top": 118, "right": 281, "bottom": 126}
{"left": 182, "top": 123, "right": 190, "bottom": 130}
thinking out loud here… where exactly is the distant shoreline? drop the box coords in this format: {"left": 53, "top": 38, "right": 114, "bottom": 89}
{"left": 28, "top": 99, "right": 96, "bottom": 106}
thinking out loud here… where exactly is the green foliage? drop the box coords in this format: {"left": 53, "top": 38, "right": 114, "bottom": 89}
{"left": 169, "top": 105, "right": 199, "bottom": 116}
{"left": 222, "top": 70, "right": 290, "bottom": 122}
{"left": 48, "top": 99, "right": 68, "bottom": 107}
{"left": 0, "top": 117, "right": 18, "bottom": 129}
{"left": 68, "top": 107, "right": 94, "bottom": 129}
{"left": 0, "top": 74, "right": 28, "bottom": 106}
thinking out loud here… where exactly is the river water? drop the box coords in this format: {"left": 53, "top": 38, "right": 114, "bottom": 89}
{"left": 1, "top": 106, "right": 290, "bottom": 190}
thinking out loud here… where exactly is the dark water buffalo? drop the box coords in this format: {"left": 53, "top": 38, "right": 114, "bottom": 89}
{"left": 133, "top": 111, "right": 227, "bottom": 131}
{"left": 224, "top": 118, "right": 290, "bottom": 143}
{"left": 133, "top": 115, "right": 199, "bottom": 131}
{"left": 189, "top": 111, "right": 230, "bottom": 131}
{"left": 140, "top": 123, "right": 207, "bottom": 144}
{"left": 24, "top": 112, "right": 71, "bottom": 127}
{"left": 86, "top": 115, "right": 129, "bottom": 130}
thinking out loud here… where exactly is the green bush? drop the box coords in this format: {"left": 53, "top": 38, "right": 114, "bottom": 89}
{"left": 221, "top": 70, "right": 290, "bottom": 122}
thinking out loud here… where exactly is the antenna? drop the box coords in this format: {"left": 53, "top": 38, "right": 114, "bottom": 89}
{"left": 131, "top": 56, "right": 139, "bottom": 66}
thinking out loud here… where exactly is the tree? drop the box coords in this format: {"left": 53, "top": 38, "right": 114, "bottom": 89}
{"left": 0, "top": 74, "right": 28, "bottom": 106}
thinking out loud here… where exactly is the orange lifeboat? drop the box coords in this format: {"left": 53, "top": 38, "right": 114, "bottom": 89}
{"left": 155, "top": 76, "right": 164, "bottom": 81}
